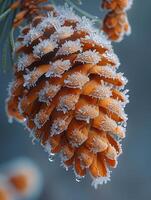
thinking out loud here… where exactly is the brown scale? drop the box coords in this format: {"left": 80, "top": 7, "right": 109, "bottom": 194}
{"left": 6, "top": 5, "right": 128, "bottom": 186}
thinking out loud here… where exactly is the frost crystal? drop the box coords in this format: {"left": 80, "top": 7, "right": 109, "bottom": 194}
{"left": 91, "top": 169, "right": 111, "bottom": 189}
{"left": 64, "top": 72, "right": 89, "bottom": 89}
{"left": 46, "top": 60, "right": 71, "bottom": 78}
{"left": 56, "top": 26, "right": 74, "bottom": 40}
{"left": 34, "top": 110, "right": 49, "bottom": 129}
{"left": 99, "top": 114, "right": 117, "bottom": 133}
{"left": 37, "top": 14, "right": 63, "bottom": 31}
{"left": 117, "top": 73, "right": 128, "bottom": 86}
{"left": 97, "top": 66, "right": 116, "bottom": 79}
{"left": 38, "top": 82, "right": 61, "bottom": 104}
{"left": 76, "top": 16, "right": 94, "bottom": 33}
{"left": 17, "top": 54, "right": 33, "bottom": 71}
{"left": 57, "top": 4, "right": 80, "bottom": 22}
{"left": 57, "top": 94, "right": 79, "bottom": 113}
{"left": 75, "top": 50, "right": 101, "bottom": 64}
{"left": 91, "top": 82, "right": 112, "bottom": 99}
{"left": 23, "top": 27, "right": 43, "bottom": 46}
{"left": 33, "top": 37, "right": 58, "bottom": 58}
{"left": 76, "top": 105, "right": 99, "bottom": 123}
{"left": 69, "top": 128, "right": 87, "bottom": 147}
{"left": 51, "top": 117, "right": 69, "bottom": 135}
{"left": 57, "top": 40, "right": 82, "bottom": 55}
{"left": 43, "top": 141, "right": 52, "bottom": 155}
{"left": 107, "top": 99, "right": 128, "bottom": 121}
{"left": 23, "top": 68, "right": 40, "bottom": 88}
{"left": 103, "top": 50, "right": 120, "bottom": 68}
{"left": 85, "top": 30, "right": 111, "bottom": 49}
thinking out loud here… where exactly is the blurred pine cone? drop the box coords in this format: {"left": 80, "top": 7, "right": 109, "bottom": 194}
{"left": 101, "top": 0, "right": 133, "bottom": 42}
{"left": 6, "top": 5, "right": 129, "bottom": 188}
{"left": 12, "top": 0, "right": 55, "bottom": 28}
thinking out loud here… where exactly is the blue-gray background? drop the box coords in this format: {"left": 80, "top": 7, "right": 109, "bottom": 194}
{"left": 0, "top": 1, "right": 151, "bottom": 200}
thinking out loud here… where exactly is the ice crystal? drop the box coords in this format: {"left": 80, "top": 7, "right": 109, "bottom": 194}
{"left": 17, "top": 54, "right": 32, "bottom": 71}
{"left": 56, "top": 26, "right": 74, "bottom": 40}
{"left": 91, "top": 82, "right": 112, "bottom": 100}
{"left": 75, "top": 50, "right": 101, "bottom": 64}
{"left": 76, "top": 105, "right": 99, "bottom": 123}
{"left": 57, "top": 94, "right": 79, "bottom": 113}
{"left": 38, "top": 82, "right": 61, "bottom": 105}
{"left": 64, "top": 72, "right": 89, "bottom": 89}
{"left": 91, "top": 169, "right": 111, "bottom": 189}
{"left": 33, "top": 37, "right": 58, "bottom": 58}
{"left": 23, "top": 27, "right": 43, "bottom": 46}
{"left": 51, "top": 117, "right": 69, "bottom": 135}
{"left": 46, "top": 60, "right": 71, "bottom": 78}
{"left": 57, "top": 39, "right": 82, "bottom": 55}
{"left": 23, "top": 68, "right": 40, "bottom": 88}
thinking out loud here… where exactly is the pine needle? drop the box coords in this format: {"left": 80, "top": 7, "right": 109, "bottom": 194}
{"left": 9, "top": 27, "right": 15, "bottom": 62}
{"left": 0, "top": 7, "right": 11, "bottom": 21}
{"left": 2, "top": 39, "right": 8, "bottom": 72}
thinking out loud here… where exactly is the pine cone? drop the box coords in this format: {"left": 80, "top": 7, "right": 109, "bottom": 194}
{"left": 102, "top": 11, "right": 131, "bottom": 42}
{"left": 102, "top": 0, "right": 133, "bottom": 11}
{"left": 13, "top": 0, "right": 55, "bottom": 28}
{"left": 6, "top": 5, "right": 129, "bottom": 188}
{"left": 101, "top": 0, "right": 133, "bottom": 42}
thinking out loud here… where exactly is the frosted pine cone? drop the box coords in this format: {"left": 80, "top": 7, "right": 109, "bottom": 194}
{"left": 101, "top": 0, "right": 133, "bottom": 42}
{"left": 102, "top": 0, "right": 133, "bottom": 11}
{"left": 102, "top": 11, "right": 131, "bottom": 42}
{"left": 13, "top": 0, "right": 55, "bottom": 28}
{"left": 6, "top": 5, "right": 129, "bottom": 188}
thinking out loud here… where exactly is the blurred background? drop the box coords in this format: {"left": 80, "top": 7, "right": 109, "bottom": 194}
{"left": 0, "top": 0, "right": 151, "bottom": 200}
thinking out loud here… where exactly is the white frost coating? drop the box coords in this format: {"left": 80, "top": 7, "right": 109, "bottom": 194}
{"left": 97, "top": 66, "right": 116, "bottom": 79}
{"left": 57, "top": 39, "right": 82, "bottom": 55}
{"left": 76, "top": 105, "right": 99, "bottom": 123}
{"left": 64, "top": 72, "right": 89, "bottom": 89}
{"left": 123, "top": 89, "right": 130, "bottom": 104}
{"left": 23, "top": 68, "right": 40, "bottom": 88}
{"left": 34, "top": 111, "right": 49, "bottom": 129}
{"left": 38, "top": 82, "right": 61, "bottom": 104}
{"left": 91, "top": 82, "right": 112, "bottom": 100}
{"left": 107, "top": 99, "right": 128, "bottom": 121}
{"left": 57, "top": 4, "right": 80, "bottom": 22}
{"left": 91, "top": 169, "right": 111, "bottom": 189}
{"left": 99, "top": 114, "right": 117, "bottom": 132}
{"left": 46, "top": 59, "right": 71, "bottom": 78}
{"left": 75, "top": 50, "right": 101, "bottom": 64}
{"left": 23, "top": 27, "right": 43, "bottom": 46}
{"left": 33, "top": 37, "right": 58, "bottom": 58}
{"left": 43, "top": 141, "right": 52, "bottom": 155}
{"left": 103, "top": 50, "right": 120, "bottom": 68}
{"left": 17, "top": 54, "right": 32, "bottom": 71}
{"left": 69, "top": 128, "right": 87, "bottom": 147}
{"left": 7, "top": 81, "right": 15, "bottom": 96}
{"left": 57, "top": 94, "right": 79, "bottom": 113}
{"left": 85, "top": 29, "right": 111, "bottom": 49}
{"left": 37, "top": 12, "right": 63, "bottom": 31}
{"left": 50, "top": 117, "right": 69, "bottom": 135}
{"left": 60, "top": 155, "right": 69, "bottom": 171}
{"left": 15, "top": 41, "right": 21, "bottom": 50}
{"left": 76, "top": 16, "right": 94, "bottom": 33}
{"left": 126, "top": 0, "right": 133, "bottom": 10}
{"left": 117, "top": 72, "right": 128, "bottom": 86}
{"left": 56, "top": 26, "right": 74, "bottom": 39}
